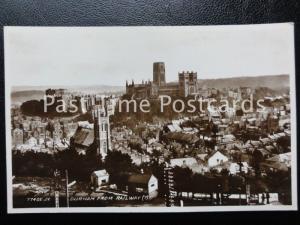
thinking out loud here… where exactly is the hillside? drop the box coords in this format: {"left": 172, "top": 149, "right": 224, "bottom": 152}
{"left": 198, "top": 74, "right": 289, "bottom": 90}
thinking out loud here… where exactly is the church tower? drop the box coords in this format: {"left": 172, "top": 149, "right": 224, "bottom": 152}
{"left": 93, "top": 103, "right": 111, "bottom": 160}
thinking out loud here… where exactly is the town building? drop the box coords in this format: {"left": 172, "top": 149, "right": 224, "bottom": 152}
{"left": 12, "top": 128, "right": 24, "bottom": 146}
{"left": 207, "top": 151, "right": 229, "bottom": 167}
{"left": 229, "top": 162, "right": 250, "bottom": 175}
{"left": 170, "top": 157, "right": 198, "bottom": 168}
{"left": 91, "top": 169, "right": 110, "bottom": 188}
{"left": 126, "top": 173, "right": 158, "bottom": 199}
{"left": 70, "top": 123, "right": 95, "bottom": 155}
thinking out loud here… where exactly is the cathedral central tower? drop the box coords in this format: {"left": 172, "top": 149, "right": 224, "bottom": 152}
{"left": 153, "top": 62, "right": 166, "bottom": 86}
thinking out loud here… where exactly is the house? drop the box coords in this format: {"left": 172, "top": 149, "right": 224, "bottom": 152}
{"left": 229, "top": 162, "right": 250, "bottom": 175}
{"left": 220, "top": 134, "right": 236, "bottom": 144}
{"left": 170, "top": 156, "right": 210, "bottom": 174}
{"left": 127, "top": 174, "right": 158, "bottom": 199}
{"left": 26, "top": 136, "right": 38, "bottom": 147}
{"left": 13, "top": 128, "right": 24, "bottom": 146}
{"left": 189, "top": 163, "right": 209, "bottom": 174}
{"left": 170, "top": 157, "right": 198, "bottom": 168}
{"left": 255, "top": 148, "right": 272, "bottom": 158}
{"left": 247, "top": 117, "right": 256, "bottom": 126}
{"left": 265, "top": 145, "right": 276, "bottom": 154}
{"left": 71, "top": 126, "right": 95, "bottom": 155}
{"left": 197, "top": 153, "right": 208, "bottom": 161}
{"left": 245, "top": 140, "right": 262, "bottom": 149}
{"left": 260, "top": 161, "right": 289, "bottom": 172}
{"left": 262, "top": 152, "right": 291, "bottom": 171}
{"left": 163, "top": 132, "right": 200, "bottom": 145}
{"left": 182, "top": 127, "right": 199, "bottom": 134}
{"left": 259, "top": 137, "right": 271, "bottom": 145}
{"left": 208, "top": 106, "right": 221, "bottom": 122}
{"left": 279, "top": 116, "right": 290, "bottom": 128}
{"left": 166, "top": 124, "right": 182, "bottom": 132}
{"left": 91, "top": 169, "right": 109, "bottom": 188}
{"left": 207, "top": 151, "right": 228, "bottom": 167}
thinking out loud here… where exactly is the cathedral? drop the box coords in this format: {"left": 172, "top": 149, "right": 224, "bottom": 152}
{"left": 126, "top": 62, "right": 198, "bottom": 99}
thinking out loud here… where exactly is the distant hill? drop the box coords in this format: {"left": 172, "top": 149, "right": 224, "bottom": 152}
{"left": 11, "top": 85, "right": 125, "bottom": 104}
{"left": 11, "top": 90, "right": 45, "bottom": 105}
{"left": 198, "top": 74, "right": 289, "bottom": 90}
{"left": 12, "top": 85, "right": 125, "bottom": 93}
{"left": 11, "top": 75, "right": 289, "bottom": 104}
{"left": 66, "top": 85, "right": 125, "bottom": 94}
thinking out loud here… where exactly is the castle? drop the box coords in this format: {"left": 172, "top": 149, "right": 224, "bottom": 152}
{"left": 126, "top": 62, "right": 198, "bottom": 98}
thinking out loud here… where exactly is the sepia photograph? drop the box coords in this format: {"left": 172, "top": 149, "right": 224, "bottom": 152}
{"left": 4, "top": 24, "right": 297, "bottom": 213}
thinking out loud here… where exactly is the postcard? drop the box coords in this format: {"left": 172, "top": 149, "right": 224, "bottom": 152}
{"left": 4, "top": 23, "right": 297, "bottom": 213}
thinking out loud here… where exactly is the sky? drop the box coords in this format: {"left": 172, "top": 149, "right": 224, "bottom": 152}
{"left": 4, "top": 23, "right": 295, "bottom": 87}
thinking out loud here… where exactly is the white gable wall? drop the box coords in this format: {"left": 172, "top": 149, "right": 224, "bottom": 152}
{"left": 208, "top": 151, "right": 228, "bottom": 167}
{"left": 148, "top": 175, "right": 158, "bottom": 194}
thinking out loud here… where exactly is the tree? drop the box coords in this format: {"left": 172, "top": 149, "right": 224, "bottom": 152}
{"left": 104, "top": 151, "right": 137, "bottom": 187}
{"left": 252, "top": 149, "right": 264, "bottom": 177}
{"left": 54, "top": 148, "right": 103, "bottom": 181}
{"left": 152, "top": 149, "right": 161, "bottom": 162}
{"left": 173, "top": 166, "right": 193, "bottom": 192}
{"left": 12, "top": 151, "right": 55, "bottom": 177}
{"left": 276, "top": 136, "right": 291, "bottom": 153}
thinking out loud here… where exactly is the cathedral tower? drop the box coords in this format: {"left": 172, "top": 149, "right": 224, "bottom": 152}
{"left": 153, "top": 62, "right": 166, "bottom": 86}
{"left": 178, "top": 71, "right": 198, "bottom": 97}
